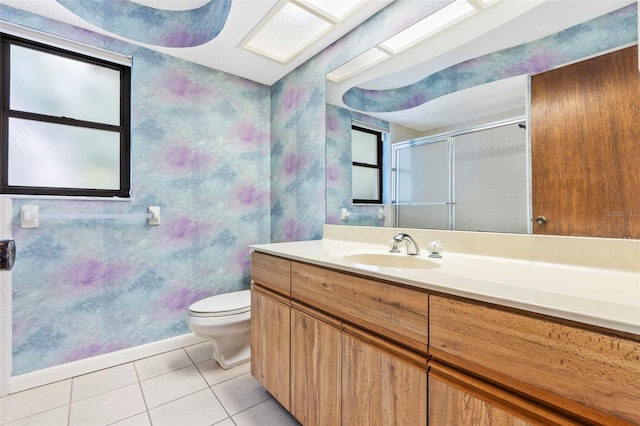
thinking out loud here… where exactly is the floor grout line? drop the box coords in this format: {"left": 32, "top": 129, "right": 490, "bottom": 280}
{"left": 67, "top": 378, "right": 73, "bottom": 426}
{"left": 133, "top": 360, "right": 152, "bottom": 426}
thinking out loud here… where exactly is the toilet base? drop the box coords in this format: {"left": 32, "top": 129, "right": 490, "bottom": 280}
{"left": 211, "top": 338, "right": 250, "bottom": 369}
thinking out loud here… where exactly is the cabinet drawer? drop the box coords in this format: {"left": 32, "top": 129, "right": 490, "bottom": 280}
{"left": 251, "top": 251, "right": 291, "bottom": 296}
{"left": 430, "top": 295, "right": 640, "bottom": 425}
{"left": 292, "top": 262, "right": 428, "bottom": 354}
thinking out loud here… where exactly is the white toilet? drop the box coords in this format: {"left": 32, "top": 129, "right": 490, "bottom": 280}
{"left": 186, "top": 289, "right": 251, "bottom": 369}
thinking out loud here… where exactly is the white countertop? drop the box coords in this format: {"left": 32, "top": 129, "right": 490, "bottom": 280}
{"left": 251, "top": 238, "right": 640, "bottom": 335}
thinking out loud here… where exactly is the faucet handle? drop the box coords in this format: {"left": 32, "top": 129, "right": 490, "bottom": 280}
{"left": 427, "top": 240, "right": 444, "bottom": 258}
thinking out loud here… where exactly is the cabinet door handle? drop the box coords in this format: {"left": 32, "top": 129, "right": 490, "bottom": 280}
{"left": 536, "top": 216, "right": 548, "bottom": 225}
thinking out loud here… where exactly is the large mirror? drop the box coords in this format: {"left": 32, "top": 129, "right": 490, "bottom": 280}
{"left": 326, "top": 0, "right": 639, "bottom": 239}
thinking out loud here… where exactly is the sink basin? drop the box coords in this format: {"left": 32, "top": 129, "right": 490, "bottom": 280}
{"left": 338, "top": 252, "right": 441, "bottom": 269}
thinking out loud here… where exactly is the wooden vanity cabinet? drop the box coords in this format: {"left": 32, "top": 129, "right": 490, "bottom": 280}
{"left": 250, "top": 252, "right": 292, "bottom": 411}
{"left": 252, "top": 251, "right": 640, "bottom": 425}
{"left": 429, "top": 294, "right": 640, "bottom": 425}
{"left": 291, "top": 262, "right": 429, "bottom": 425}
{"left": 251, "top": 251, "right": 430, "bottom": 425}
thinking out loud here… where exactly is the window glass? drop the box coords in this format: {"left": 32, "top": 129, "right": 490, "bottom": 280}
{"left": 352, "top": 165, "right": 379, "bottom": 201}
{"left": 351, "top": 128, "right": 378, "bottom": 164}
{"left": 8, "top": 118, "right": 120, "bottom": 189}
{"left": 351, "top": 125, "right": 382, "bottom": 203}
{"left": 10, "top": 44, "right": 121, "bottom": 125}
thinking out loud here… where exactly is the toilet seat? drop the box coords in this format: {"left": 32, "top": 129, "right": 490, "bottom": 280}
{"left": 188, "top": 290, "right": 250, "bottom": 317}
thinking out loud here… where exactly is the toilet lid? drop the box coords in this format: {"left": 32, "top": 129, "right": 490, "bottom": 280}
{"left": 188, "top": 290, "right": 251, "bottom": 317}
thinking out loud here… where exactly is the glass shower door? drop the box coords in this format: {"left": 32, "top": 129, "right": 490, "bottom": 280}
{"left": 393, "top": 139, "right": 451, "bottom": 229}
{"left": 453, "top": 122, "right": 528, "bottom": 233}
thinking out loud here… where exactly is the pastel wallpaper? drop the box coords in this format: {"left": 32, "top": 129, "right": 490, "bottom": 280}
{"left": 2, "top": 5, "right": 270, "bottom": 375}
{"left": 56, "top": 0, "right": 232, "bottom": 47}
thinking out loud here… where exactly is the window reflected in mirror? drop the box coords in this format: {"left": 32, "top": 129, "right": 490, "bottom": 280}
{"left": 351, "top": 125, "right": 383, "bottom": 204}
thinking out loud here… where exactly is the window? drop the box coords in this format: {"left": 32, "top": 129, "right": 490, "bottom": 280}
{"left": 0, "top": 33, "right": 131, "bottom": 198}
{"left": 351, "top": 125, "right": 382, "bottom": 204}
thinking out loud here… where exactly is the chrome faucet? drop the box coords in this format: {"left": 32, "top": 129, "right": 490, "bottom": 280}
{"left": 389, "top": 233, "right": 421, "bottom": 255}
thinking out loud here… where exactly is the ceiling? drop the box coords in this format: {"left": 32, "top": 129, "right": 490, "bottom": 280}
{"left": 1, "top": 0, "right": 392, "bottom": 86}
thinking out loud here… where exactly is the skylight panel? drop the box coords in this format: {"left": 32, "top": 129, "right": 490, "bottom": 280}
{"left": 242, "top": 2, "right": 332, "bottom": 63}
{"left": 326, "top": 47, "right": 390, "bottom": 83}
{"left": 298, "top": 0, "right": 367, "bottom": 22}
{"left": 379, "top": 0, "right": 477, "bottom": 54}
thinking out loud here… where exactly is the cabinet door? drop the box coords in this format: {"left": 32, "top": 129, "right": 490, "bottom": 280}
{"left": 342, "top": 325, "right": 427, "bottom": 426}
{"left": 429, "top": 362, "right": 580, "bottom": 426}
{"left": 291, "top": 304, "right": 341, "bottom": 426}
{"left": 250, "top": 285, "right": 290, "bottom": 410}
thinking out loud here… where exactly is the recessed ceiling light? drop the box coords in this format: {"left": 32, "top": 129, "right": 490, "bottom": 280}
{"left": 241, "top": 1, "right": 332, "bottom": 63}
{"left": 379, "top": 0, "right": 477, "bottom": 54}
{"left": 326, "top": 47, "right": 390, "bottom": 83}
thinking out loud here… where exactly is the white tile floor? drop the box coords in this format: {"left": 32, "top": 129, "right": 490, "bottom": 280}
{"left": 0, "top": 342, "right": 300, "bottom": 426}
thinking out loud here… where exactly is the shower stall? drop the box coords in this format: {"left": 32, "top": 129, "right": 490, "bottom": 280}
{"left": 391, "top": 117, "right": 530, "bottom": 234}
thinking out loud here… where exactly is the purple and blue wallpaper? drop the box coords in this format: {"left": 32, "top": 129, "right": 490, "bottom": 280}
{"left": 56, "top": 0, "right": 231, "bottom": 47}
{"left": 2, "top": 5, "right": 270, "bottom": 375}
